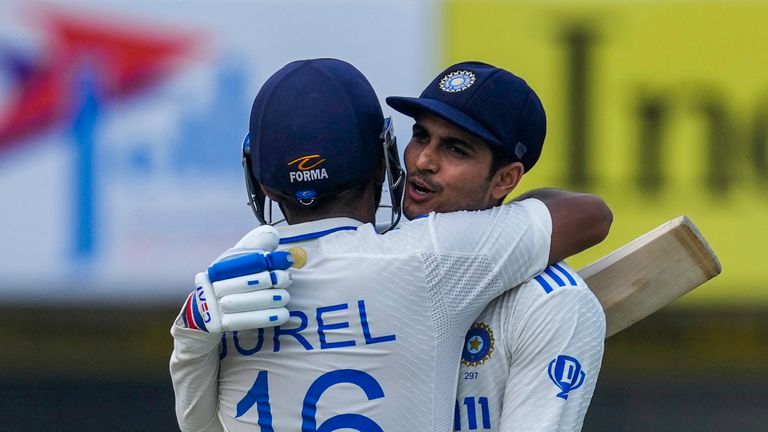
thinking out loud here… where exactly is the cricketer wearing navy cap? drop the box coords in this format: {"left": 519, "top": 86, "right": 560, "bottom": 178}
{"left": 388, "top": 61, "right": 546, "bottom": 172}
{"left": 388, "top": 61, "right": 607, "bottom": 431}
{"left": 170, "top": 58, "right": 611, "bottom": 432}
{"left": 387, "top": 61, "right": 550, "bottom": 220}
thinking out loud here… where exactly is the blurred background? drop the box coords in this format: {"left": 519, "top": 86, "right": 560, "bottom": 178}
{"left": 0, "top": 0, "right": 765, "bottom": 430}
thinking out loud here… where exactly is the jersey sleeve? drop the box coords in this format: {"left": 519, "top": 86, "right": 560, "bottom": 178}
{"left": 498, "top": 269, "right": 605, "bottom": 432}
{"left": 169, "top": 310, "right": 226, "bottom": 432}
{"left": 423, "top": 198, "right": 551, "bottom": 309}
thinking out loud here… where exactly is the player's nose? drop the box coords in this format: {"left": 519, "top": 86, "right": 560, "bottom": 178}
{"left": 414, "top": 142, "right": 439, "bottom": 173}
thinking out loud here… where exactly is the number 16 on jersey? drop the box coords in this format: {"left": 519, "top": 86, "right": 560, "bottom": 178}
{"left": 237, "top": 369, "right": 386, "bottom": 432}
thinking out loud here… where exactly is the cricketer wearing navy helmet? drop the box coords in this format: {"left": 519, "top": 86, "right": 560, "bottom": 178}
{"left": 243, "top": 58, "right": 404, "bottom": 229}
{"left": 170, "top": 58, "right": 611, "bottom": 432}
{"left": 388, "top": 61, "right": 608, "bottom": 431}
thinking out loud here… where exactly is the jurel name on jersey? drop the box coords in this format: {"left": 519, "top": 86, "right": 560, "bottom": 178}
{"left": 220, "top": 299, "right": 397, "bottom": 357}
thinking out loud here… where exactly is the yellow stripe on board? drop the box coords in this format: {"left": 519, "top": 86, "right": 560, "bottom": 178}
{"left": 445, "top": 1, "right": 768, "bottom": 305}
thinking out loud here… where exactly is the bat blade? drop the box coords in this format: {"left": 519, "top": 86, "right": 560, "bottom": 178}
{"left": 578, "top": 216, "right": 722, "bottom": 338}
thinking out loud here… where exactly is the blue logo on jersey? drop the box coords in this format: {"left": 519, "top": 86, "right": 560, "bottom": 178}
{"left": 548, "top": 355, "right": 586, "bottom": 400}
{"left": 461, "top": 322, "right": 494, "bottom": 367}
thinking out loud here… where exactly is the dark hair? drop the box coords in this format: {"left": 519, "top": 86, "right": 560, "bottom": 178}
{"left": 487, "top": 144, "right": 517, "bottom": 180}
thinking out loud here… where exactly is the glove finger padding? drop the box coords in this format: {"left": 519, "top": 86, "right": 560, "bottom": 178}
{"left": 183, "top": 272, "right": 291, "bottom": 333}
{"left": 221, "top": 307, "right": 290, "bottom": 331}
{"left": 208, "top": 251, "right": 294, "bottom": 283}
{"left": 180, "top": 243, "right": 301, "bottom": 333}
{"left": 219, "top": 288, "right": 290, "bottom": 313}
{"left": 212, "top": 270, "right": 292, "bottom": 297}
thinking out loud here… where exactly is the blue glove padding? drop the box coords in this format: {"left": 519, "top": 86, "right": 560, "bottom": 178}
{"left": 181, "top": 265, "right": 292, "bottom": 333}
{"left": 208, "top": 250, "right": 294, "bottom": 283}
{"left": 179, "top": 225, "right": 296, "bottom": 333}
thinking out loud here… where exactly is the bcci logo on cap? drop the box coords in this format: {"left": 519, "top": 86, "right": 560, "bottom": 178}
{"left": 288, "top": 154, "right": 329, "bottom": 183}
{"left": 548, "top": 355, "right": 586, "bottom": 400}
{"left": 439, "top": 70, "right": 476, "bottom": 93}
{"left": 461, "top": 322, "right": 494, "bottom": 366}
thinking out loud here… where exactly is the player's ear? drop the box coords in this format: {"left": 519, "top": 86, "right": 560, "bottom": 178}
{"left": 490, "top": 162, "right": 525, "bottom": 201}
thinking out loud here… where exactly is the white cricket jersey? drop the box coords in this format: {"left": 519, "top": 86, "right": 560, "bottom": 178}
{"left": 453, "top": 262, "right": 606, "bottom": 432}
{"left": 171, "top": 199, "right": 551, "bottom": 432}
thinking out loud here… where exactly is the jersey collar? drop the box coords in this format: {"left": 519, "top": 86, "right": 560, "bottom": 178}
{"left": 276, "top": 217, "right": 363, "bottom": 244}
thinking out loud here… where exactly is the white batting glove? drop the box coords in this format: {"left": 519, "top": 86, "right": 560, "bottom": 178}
{"left": 179, "top": 226, "right": 297, "bottom": 332}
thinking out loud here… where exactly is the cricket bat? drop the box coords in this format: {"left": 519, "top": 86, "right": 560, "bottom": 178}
{"left": 578, "top": 215, "right": 722, "bottom": 338}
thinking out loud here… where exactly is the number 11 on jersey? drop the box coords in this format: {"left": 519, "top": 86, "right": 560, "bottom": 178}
{"left": 454, "top": 396, "right": 491, "bottom": 431}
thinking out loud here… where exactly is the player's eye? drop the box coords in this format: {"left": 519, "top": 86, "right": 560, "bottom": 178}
{"left": 412, "top": 129, "right": 429, "bottom": 143}
{"left": 446, "top": 143, "right": 469, "bottom": 156}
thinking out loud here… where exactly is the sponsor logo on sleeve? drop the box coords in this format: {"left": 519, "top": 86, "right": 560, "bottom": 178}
{"left": 548, "top": 355, "right": 586, "bottom": 400}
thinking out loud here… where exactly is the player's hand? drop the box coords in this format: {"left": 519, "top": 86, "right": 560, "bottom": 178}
{"left": 180, "top": 226, "right": 298, "bottom": 333}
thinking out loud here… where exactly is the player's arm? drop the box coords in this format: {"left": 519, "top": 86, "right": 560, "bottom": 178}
{"left": 408, "top": 190, "right": 608, "bottom": 321}
{"left": 498, "top": 268, "right": 605, "bottom": 431}
{"left": 170, "top": 226, "right": 297, "bottom": 431}
{"left": 170, "top": 325, "right": 225, "bottom": 432}
{"left": 511, "top": 188, "right": 613, "bottom": 264}
{"left": 170, "top": 258, "right": 290, "bottom": 431}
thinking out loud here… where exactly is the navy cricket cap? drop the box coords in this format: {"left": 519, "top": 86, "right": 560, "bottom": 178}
{"left": 387, "top": 61, "right": 546, "bottom": 171}
{"left": 248, "top": 58, "right": 385, "bottom": 198}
